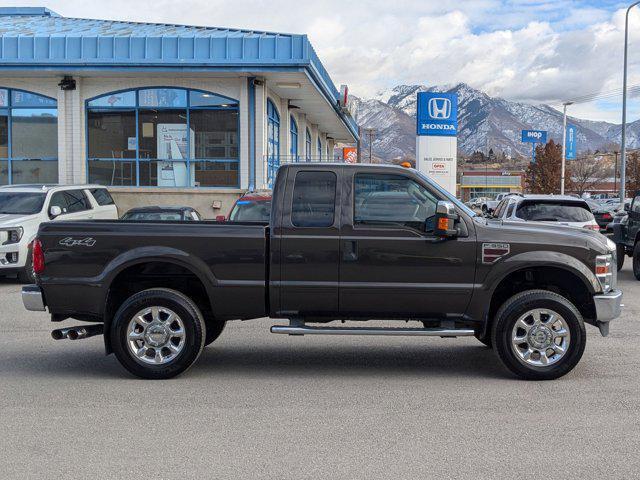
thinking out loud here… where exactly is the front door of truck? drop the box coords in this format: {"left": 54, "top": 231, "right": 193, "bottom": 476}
{"left": 276, "top": 169, "right": 341, "bottom": 317}
{"left": 339, "top": 171, "right": 476, "bottom": 319}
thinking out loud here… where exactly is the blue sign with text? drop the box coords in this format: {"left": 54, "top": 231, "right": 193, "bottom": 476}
{"left": 521, "top": 130, "right": 547, "bottom": 144}
{"left": 566, "top": 125, "right": 577, "bottom": 160}
{"left": 417, "top": 92, "right": 458, "bottom": 137}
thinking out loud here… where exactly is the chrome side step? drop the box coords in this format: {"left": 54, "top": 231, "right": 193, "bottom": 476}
{"left": 270, "top": 324, "right": 475, "bottom": 337}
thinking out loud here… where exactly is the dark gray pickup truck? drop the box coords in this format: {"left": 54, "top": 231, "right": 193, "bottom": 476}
{"left": 22, "top": 164, "right": 622, "bottom": 380}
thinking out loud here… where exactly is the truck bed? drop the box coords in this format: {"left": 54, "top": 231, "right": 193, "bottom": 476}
{"left": 37, "top": 220, "right": 268, "bottom": 321}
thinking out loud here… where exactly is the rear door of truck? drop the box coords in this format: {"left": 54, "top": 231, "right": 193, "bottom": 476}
{"left": 270, "top": 167, "right": 341, "bottom": 317}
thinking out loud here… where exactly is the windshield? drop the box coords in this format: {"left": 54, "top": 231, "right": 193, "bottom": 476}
{"left": 122, "top": 211, "right": 184, "bottom": 221}
{"left": 0, "top": 192, "right": 46, "bottom": 215}
{"left": 516, "top": 202, "right": 594, "bottom": 222}
{"left": 415, "top": 171, "right": 476, "bottom": 217}
{"left": 229, "top": 200, "right": 271, "bottom": 222}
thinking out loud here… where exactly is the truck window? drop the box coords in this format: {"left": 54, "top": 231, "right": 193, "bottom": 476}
{"left": 354, "top": 174, "right": 437, "bottom": 231}
{"left": 64, "top": 190, "right": 92, "bottom": 213}
{"left": 90, "top": 188, "right": 115, "bottom": 206}
{"left": 291, "top": 171, "right": 336, "bottom": 227}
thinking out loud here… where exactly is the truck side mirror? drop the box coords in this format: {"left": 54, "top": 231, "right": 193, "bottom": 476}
{"left": 49, "top": 205, "right": 63, "bottom": 219}
{"left": 434, "top": 201, "right": 459, "bottom": 238}
{"left": 624, "top": 204, "right": 630, "bottom": 212}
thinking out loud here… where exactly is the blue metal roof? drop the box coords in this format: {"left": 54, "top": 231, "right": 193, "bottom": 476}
{"left": 0, "top": 8, "right": 357, "bottom": 138}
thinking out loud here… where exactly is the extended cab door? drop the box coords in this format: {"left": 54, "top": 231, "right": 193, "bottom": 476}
{"left": 273, "top": 168, "right": 341, "bottom": 317}
{"left": 338, "top": 170, "right": 476, "bottom": 319}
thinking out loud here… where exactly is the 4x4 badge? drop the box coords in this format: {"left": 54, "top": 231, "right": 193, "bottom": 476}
{"left": 59, "top": 237, "right": 96, "bottom": 247}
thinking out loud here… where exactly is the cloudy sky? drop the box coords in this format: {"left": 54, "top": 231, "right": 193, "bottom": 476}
{"left": 16, "top": 0, "right": 640, "bottom": 122}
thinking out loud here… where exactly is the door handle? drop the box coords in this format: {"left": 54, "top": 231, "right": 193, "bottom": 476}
{"left": 343, "top": 240, "right": 358, "bottom": 262}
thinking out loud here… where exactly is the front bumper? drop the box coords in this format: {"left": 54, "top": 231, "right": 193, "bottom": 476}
{"left": 593, "top": 289, "right": 623, "bottom": 336}
{"left": 22, "top": 285, "right": 46, "bottom": 312}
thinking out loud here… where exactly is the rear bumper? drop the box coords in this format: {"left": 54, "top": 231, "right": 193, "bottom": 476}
{"left": 22, "top": 285, "right": 46, "bottom": 312}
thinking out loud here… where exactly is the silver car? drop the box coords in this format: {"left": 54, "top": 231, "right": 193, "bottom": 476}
{"left": 492, "top": 194, "right": 600, "bottom": 231}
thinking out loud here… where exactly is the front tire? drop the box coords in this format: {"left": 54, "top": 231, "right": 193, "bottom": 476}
{"left": 111, "top": 288, "right": 206, "bottom": 379}
{"left": 616, "top": 244, "right": 625, "bottom": 271}
{"left": 17, "top": 250, "right": 35, "bottom": 284}
{"left": 491, "top": 290, "right": 586, "bottom": 380}
{"left": 633, "top": 242, "right": 640, "bottom": 280}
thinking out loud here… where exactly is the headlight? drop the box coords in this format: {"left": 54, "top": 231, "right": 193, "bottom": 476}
{"left": 596, "top": 254, "right": 614, "bottom": 292}
{"left": 1, "top": 227, "right": 23, "bottom": 245}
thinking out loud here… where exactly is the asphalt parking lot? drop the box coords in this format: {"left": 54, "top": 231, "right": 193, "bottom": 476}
{"left": 1, "top": 265, "right": 639, "bottom": 480}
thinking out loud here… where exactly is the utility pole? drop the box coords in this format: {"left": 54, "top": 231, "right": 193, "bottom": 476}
{"left": 356, "top": 126, "right": 362, "bottom": 163}
{"left": 620, "top": 2, "right": 640, "bottom": 207}
{"left": 364, "top": 127, "right": 376, "bottom": 163}
{"left": 614, "top": 151, "right": 619, "bottom": 195}
{"left": 561, "top": 101, "right": 573, "bottom": 195}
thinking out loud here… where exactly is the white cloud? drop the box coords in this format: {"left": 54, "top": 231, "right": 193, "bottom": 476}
{"left": 14, "top": 0, "right": 640, "bottom": 122}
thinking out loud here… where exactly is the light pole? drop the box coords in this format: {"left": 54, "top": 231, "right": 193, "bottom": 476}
{"left": 620, "top": 1, "right": 640, "bottom": 206}
{"left": 561, "top": 101, "right": 573, "bottom": 195}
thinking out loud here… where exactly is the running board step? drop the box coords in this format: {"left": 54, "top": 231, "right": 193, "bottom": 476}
{"left": 270, "top": 325, "right": 475, "bottom": 337}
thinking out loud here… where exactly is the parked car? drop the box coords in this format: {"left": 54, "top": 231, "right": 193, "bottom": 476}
{"left": 481, "top": 192, "right": 522, "bottom": 214}
{"left": 585, "top": 199, "right": 616, "bottom": 233}
{"left": 121, "top": 206, "right": 202, "bottom": 222}
{"left": 493, "top": 194, "right": 600, "bottom": 231}
{"left": 22, "top": 164, "right": 621, "bottom": 381}
{"left": 611, "top": 191, "right": 640, "bottom": 275}
{"left": 466, "top": 196, "right": 489, "bottom": 209}
{"left": 217, "top": 192, "right": 271, "bottom": 223}
{"left": 0, "top": 184, "right": 117, "bottom": 282}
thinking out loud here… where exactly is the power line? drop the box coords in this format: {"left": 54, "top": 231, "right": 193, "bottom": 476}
{"left": 558, "top": 84, "right": 640, "bottom": 105}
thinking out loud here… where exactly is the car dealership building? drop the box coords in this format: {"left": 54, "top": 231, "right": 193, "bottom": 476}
{"left": 0, "top": 7, "right": 357, "bottom": 216}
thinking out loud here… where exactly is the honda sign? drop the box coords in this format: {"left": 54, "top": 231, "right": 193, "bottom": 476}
{"left": 417, "top": 92, "right": 458, "bottom": 137}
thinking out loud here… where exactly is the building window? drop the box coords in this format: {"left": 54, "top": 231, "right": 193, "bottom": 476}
{"left": 0, "top": 88, "right": 58, "bottom": 185}
{"left": 86, "top": 88, "right": 239, "bottom": 188}
{"left": 305, "top": 128, "right": 311, "bottom": 162}
{"left": 266, "top": 99, "right": 280, "bottom": 186}
{"left": 290, "top": 115, "right": 298, "bottom": 160}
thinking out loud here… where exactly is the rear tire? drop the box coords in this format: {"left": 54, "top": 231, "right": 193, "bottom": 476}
{"left": 491, "top": 290, "right": 586, "bottom": 380}
{"left": 616, "top": 244, "right": 625, "bottom": 271}
{"left": 111, "top": 288, "right": 206, "bottom": 379}
{"left": 633, "top": 242, "right": 640, "bottom": 280}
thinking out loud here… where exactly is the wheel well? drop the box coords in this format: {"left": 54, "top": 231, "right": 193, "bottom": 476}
{"left": 104, "top": 261, "right": 214, "bottom": 338}
{"left": 487, "top": 267, "right": 596, "bottom": 329}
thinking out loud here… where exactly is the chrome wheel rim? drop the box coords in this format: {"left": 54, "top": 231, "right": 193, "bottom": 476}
{"left": 511, "top": 308, "right": 570, "bottom": 368}
{"left": 127, "top": 306, "right": 186, "bottom": 365}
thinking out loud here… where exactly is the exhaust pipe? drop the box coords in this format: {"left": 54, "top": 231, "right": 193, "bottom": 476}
{"left": 52, "top": 324, "right": 103, "bottom": 341}
{"left": 51, "top": 327, "right": 75, "bottom": 340}
{"left": 67, "top": 324, "right": 103, "bottom": 341}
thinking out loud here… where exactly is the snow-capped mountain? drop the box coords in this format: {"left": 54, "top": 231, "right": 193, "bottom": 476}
{"left": 352, "top": 83, "right": 640, "bottom": 161}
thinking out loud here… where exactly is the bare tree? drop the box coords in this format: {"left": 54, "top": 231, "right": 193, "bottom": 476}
{"left": 570, "top": 155, "right": 610, "bottom": 196}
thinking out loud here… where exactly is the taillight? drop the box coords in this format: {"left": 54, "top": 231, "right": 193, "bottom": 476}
{"left": 32, "top": 238, "right": 45, "bottom": 274}
{"left": 602, "top": 213, "right": 612, "bottom": 220}
{"left": 583, "top": 224, "right": 600, "bottom": 231}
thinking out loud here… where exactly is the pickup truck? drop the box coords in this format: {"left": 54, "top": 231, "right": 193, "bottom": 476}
{"left": 22, "top": 164, "right": 622, "bottom": 380}
{"left": 481, "top": 192, "right": 522, "bottom": 214}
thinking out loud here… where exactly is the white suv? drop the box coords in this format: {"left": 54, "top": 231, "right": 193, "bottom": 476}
{"left": 0, "top": 184, "right": 118, "bottom": 282}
